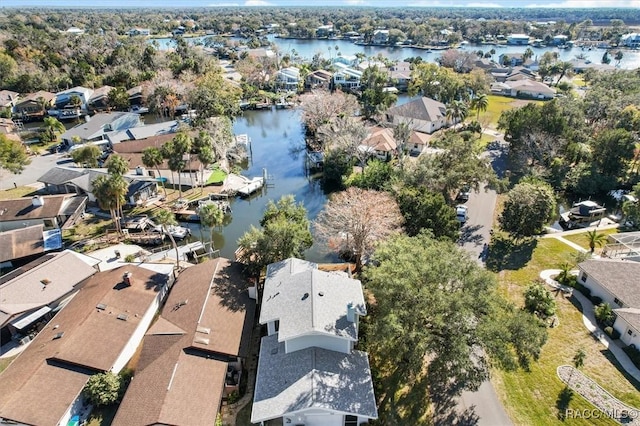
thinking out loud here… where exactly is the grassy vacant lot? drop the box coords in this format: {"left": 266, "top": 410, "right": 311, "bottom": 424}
{"left": 491, "top": 237, "right": 640, "bottom": 425}
{"left": 478, "top": 95, "right": 542, "bottom": 128}
{"left": 561, "top": 228, "right": 619, "bottom": 252}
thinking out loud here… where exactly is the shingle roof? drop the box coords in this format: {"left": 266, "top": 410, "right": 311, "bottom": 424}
{"left": 362, "top": 127, "right": 397, "bottom": 152}
{"left": 506, "top": 79, "right": 556, "bottom": 95}
{"left": 37, "top": 166, "right": 86, "bottom": 185}
{"left": 386, "top": 96, "right": 446, "bottom": 122}
{"left": 0, "top": 194, "right": 79, "bottom": 223}
{"left": 112, "top": 258, "right": 254, "bottom": 426}
{"left": 260, "top": 258, "right": 366, "bottom": 341}
{"left": 614, "top": 308, "right": 640, "bottom": 333}
{"left": 0, "top": 225, "right": 46, "bottom": 263}
{"left": 251, "top": 333, "right": 378, "bottom": 423}
{"left": 0, "top": 265, "right": 168, "bottom": 426}
{"left": 60, "top": 112, "right": 140, "bottom": 141}
{"left": 579, "top": 259, "right": 640, "bottom": 308}
{"left": 0, "top": 249, "right": 97, "bottom": 326}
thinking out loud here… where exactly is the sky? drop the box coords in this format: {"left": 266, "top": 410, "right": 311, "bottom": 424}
{"left": 1, "top": 0, "right": 639, "bottom": 8}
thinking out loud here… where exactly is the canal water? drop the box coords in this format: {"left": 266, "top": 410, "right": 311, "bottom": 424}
{"left": 180, "top": 107, "right": 337, "bottom": 263}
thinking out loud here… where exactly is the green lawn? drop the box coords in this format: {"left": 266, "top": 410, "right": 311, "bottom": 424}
{"left": 491, "top": 237, "right": 640, "bottom": 425}
{"left": 0, "top": 356, "right": 16, "bottom": 374}
{"left": 561, "top": 228, "right": 619, "bottom": 252}
{"left": 478, "top": 95, "right": 542, "bottom": 128}
{"left": 0, "top": 186, "right": 38, "bottom": 200}
{"left": 206, "top": 167, "right": 228, "bottom": 185}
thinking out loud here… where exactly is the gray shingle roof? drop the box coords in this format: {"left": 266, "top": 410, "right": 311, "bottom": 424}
{"left": 260, "top": 258, "right": 366, "bottom": 341}
{"left": 579, "top": 259, "right": 640, "bottom": 308}
{"left": 37, "top": 166, "right": 85, "bottom": 186}
{"left": 386, "top": 96, "right": 446, "bottom": 122}
{"left": 251, "top": 333, "right": 378, "bottom": 423}
{"left": 614, "top": 308, "right": 640, "bottom": 333}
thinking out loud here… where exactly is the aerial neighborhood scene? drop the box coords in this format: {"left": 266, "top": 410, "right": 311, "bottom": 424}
{"left": 2, "top": 0, "right": 640, "bottom": 425}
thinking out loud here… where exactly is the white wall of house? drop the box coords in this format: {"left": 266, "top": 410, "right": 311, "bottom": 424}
{"left": 391, "top": 116, "right": 444, "bottom": 135}
{"left": 285, "top": 334, "right": 351, "bottom": 354}
{"left": 578, "top": 271, "right": 626, "bottom": 308}
{"left": 614, "top": 317, "right": 640, "bottom": 347}
{"left": 283, "top": 409, "right": 370, "bottom": 426}
{"left": 111, "top": 289, "right": 166, "bottom": 373}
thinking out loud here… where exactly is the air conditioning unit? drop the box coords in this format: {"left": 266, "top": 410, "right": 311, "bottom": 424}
{"left": 19, "top": 335, "right": 31, "bottom": 345}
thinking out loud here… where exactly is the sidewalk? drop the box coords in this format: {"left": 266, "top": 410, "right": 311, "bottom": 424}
{"left": 540, "top": 269, "right": 640, "bottom": 383}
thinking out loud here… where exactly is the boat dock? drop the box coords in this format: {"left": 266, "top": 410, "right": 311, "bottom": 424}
{"left": 222, "top": 173, "right": 265, "bottom": 197}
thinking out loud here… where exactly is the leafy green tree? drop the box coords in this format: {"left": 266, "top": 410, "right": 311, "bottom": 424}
{"left": 41, "top": 116, "right": 65, "bottom": 143}
{"left": 524, "top": 281, "right": 557, "bottom": 319}
{"left": 83, "top": 372, "right": 122, "bottom": 407}
{"left": 622, "top": 183, "right": 640, "bottom": 229}
{"left": 142, "top": 147, "right": 167, "bottom": 198}
{"left": 363, "top": 231, "right": 547, "bottom": 423}
{"left": 0, "top": 135, "right": 31, "bottom": 174}
{"left": 344, "top": 159, "right": 394, "bottom": 191}
{"left": 153, "top": 208, "right": 180, "bottom": 269}
{"left": 165, "top": 132, "right": 192, "bottom": 198}
{"left": 70, "top": 145, "right": 101, "bottom": 168}
{"left": 409, "top": 62, "right": 468, "bottom": 103}
{"left": 395, "top": 186, "right": 459, "bottom": 241}
{"left": 105, "top": 153, "right": 129, "bottom": 176}
{"left": 591, "top": 128, "right": 636, "bottom": 178}
{"left": 237, "top": 195, "right": 312, "bottom": 277}
{"left": 359, "top": 65, "right": 397, "bottom": 119}
{"left": 499, "top": 181, "right": 556, "bottom": 239}
{"left": 585, "top": 230, "right": 608, "bottom": 253}
{"left": 188, "top": 70, "right": 242, "bottom": 126}
{"left": 107, "top": 87, "right": 130, "bottom": 111}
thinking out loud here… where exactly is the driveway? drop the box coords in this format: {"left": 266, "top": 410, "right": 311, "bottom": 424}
{"left": 0, "top": 151, "right": 69, "bottom": 190}
{"left": 441, "top": 143, "right": 513, "bottom": 426}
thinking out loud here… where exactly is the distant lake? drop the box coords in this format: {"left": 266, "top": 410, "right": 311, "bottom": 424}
{"left": 152, "top": 34, "right": 640, "bottom": 69}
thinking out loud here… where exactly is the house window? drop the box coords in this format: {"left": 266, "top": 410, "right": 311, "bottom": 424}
{"left": 274, "top": 320, "right": 279, "bottom": 332}
{"left": 614, "top": 298, "right": 623, "bottom": 307}
{"left": 345, "top": 415, "right": 358, "bottom": 426}
{"left": 581, "top": 273, "right": 587, "bottom": 283}
{"left": 628, "top": 329, "right": 633, "bottom": 336}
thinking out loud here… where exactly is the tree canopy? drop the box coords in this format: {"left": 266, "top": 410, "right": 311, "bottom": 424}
{"left": 0, "top": 135, "right": 31, "bottom": 174}
{"left": 499, "top": 180, "right": 556, "bottom": 239}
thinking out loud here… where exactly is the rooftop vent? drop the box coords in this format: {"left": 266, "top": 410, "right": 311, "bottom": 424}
{"left": 31, "top": 195, "right": 44, "bottom": 207}
{"left": 122, "top": 271, "right": 132, "bottom": 286}
{"left": 271, "top": 347, "right": 278, "bottom": 355}
{"left": 318, "top": 291, "right": 324, "bottom": 297}
{"left": 194, "top": 336, "right": 210, "bottom": 345}
{"left": 196, "top": 326, "right": 210, "bottom": 335}
{"left": 96, "top": 303, "right": 106, "bottom": 310}
{"left": 347, "top": 301, "right": 356, "bottom": 323}
{"left": 40, "top": 278, "right": 51, "bottom": 285}
{"left": 117, "top": 313, "right": 129, "bottom": 321}
{"left": 52, "top": 332, "right": 64, "bottom": 340}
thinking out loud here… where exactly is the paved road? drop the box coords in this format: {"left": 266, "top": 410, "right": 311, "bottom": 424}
{"left": 444, "top": 143, "right": 513, "bottom": 426}
{"left": 0, "top": 151, "right": 72, "bottom": 190}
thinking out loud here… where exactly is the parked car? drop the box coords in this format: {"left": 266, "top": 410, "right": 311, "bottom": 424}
{"left": 457, "top": 185, "right": 471, "bottom": 202}
{"left": 456, "top": 205, "right": 468, "bottom": 224}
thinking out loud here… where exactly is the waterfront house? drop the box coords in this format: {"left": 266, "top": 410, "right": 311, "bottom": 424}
{"left": 0, "top": 225, "right": 63, "bottom": 265}
{"left": 333, "top": 63, "right": 363, "bottom": 91}
{"left": 621, "top": 33, "right": 640, "bottom": 48}
{"left": 54, "top": 86, "right": 93, "bottom": 110}
{"left": 0, "top": 265, "right": 172, "bottom": 426}
{"left": 0, "top": 250, "right": 98, "bottom": 344}
{"left": 113, "top": 258, "right": 255, "bottom": 426}
{"left": 316, "top": 24, "right": 334, "bottom": 38}
{"left": 59, "top": 112, "right": 142, "bottom": 146}
{"left": 386, "top": 97, "right": 451, "bottom": 134}
{"left": 127, "top": 28, "right": 151, "bottom": 36}
{"left": 251, "top": 258, "right": 378, "bottom": 425}
{"left": 360, "top": 127, "right": 397, "bottom": 161}
{"left": 0, "top": 194, "right": 87, "bottom": 233}
{"left": 276, "top": 66, "right": 301, "bottom": 91}
{"left": 506, "top": 34, "right": 530, "bottom": 45}
{"left": 498, "top": 52, "right": 527, "bottom": 67}
{"left": 577, "top": 259, "right": 640, "bottom": 348}
{"left": 305, "top": 69, "right": 333, "bottom": 90}
{"left": 333, "top": 55, "right": 359, "bottom": 68}
{"left": 504, "top": 79, "right": 555, "bottom": 99}
{"left": 570, "top": 59, "right": 616, "bottom": 74}
{"left": 552, "top": 34, "right": 569, "bottom": 46}
{"left": 489, "top": 66, "right": 536, "bottom": 83}
{"left": 13, "top": 90, "right": 55, "bottom": 120}
{"left": 388, "top": 61, "right": 412, "bottom": 91}
{"left": 87, "top": 85, "right": 114, "bottom": 113}
{"left": 373, "top": 29, "right": 390, "bottom": 45}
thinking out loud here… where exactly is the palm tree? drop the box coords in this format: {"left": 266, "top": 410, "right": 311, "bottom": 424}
{"left": 446, "top": 99, "right": 468, "bottom": 126}
{"left": 523, "top": 47, "right": 534, "bottom": 62}
{"left": 36, "top": 96, "right": 50, "bottom": 117}
{"left": 556, "top": 261, "right": 573, "bottom": 285}
{"left": 193, "top": 130, "right": 214, "bottom": 191}
{"left": 42, "top": 116, "right": 65, "bottom": 143}
{"left": 555, "top": 61, "right": 573, "bottom": 86}
{"left": 198, "top": 203, "right": 224, "bottom": 246}
{"left": 165, "top": 132, "right": 192, "bottom": 198}
{"left": 92, "top": 174, "right": 128, "bottom": 234}
{"left": 470, "top": 93, "right": 489, "bottom": 122}
{"left": 142, "top": 147, "right": 167, "bottom": 198}
{"left": 585, "top": 230, "right": 608, "bottom": 253}
{"left": 153, "top": 208, "right": 180, "bottom": 269}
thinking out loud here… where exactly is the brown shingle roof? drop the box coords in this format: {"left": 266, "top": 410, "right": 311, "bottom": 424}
{"left": 112, "top": 258, "right": 253, "bottom": 426}
{"left": 361, "top": 127, "right": 397, "bottom": 152}
{"left": 0, "top": 194, "right": 70, "bottom": 223}
{"left": 112, "top": 133, "right": 178, "bottom": 153}
{"left": 0, "top": 265, "right": 168, "bottom": 426}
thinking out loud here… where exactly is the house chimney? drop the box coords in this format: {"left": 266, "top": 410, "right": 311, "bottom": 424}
{"left": 123, "top": 271, "right": 132, "bottom": 286}
{"left": 31, "top": 195, "right": 44, "bottom": 207}
{"left": 346, "top": 302, "right": 356, "bottom": 322}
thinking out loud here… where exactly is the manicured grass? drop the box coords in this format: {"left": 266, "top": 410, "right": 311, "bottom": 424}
{"left": 206, "top": 167, "right": 228, "bottom": 185}
{"left": 478, "top": 95, "right": 542, "bottom": 128}
{"left": 492, "top": 237, "right": 640, "bottom": 425}
{"left": 561, "top": 228, "right": 619, "bottom": 252}
{"left": 0, "top": 356, "right": 16, "bottom": 374}
{"left": 0, "top": 186, "right": 38, "bottom": 200}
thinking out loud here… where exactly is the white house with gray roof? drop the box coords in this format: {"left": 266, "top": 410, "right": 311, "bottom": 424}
{"left": 251, "top": 258, "right": 378, "bottom": 426}
{"left": 578, "top": 259, "right": 640, "bottom": 348}
{"left": 386, "top": 96, "right": 452, "bottom": 134}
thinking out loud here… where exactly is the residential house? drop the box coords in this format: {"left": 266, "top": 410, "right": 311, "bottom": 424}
{"left": 373, "top": 29, "right": 390, "bottom": 45}
{"left": 621, "top": 33, "right": 640, "bottom": 48}
{"left": 489, "top": 66, "right": 537, "bottom": 83}
{"left": 407, "top": 130, "right": 432, "bottom": 156}
{"left": 316, "top": 24, "right": 334, "bottom": 38}
{"left": 577, "top": 259, "right": 640, "bottom": 348}
{"left": 570, "top": 59, "right": 616, "bottom": 74}
{"left": 107, "top": 120, "right": 179, "bottom": 144}
{"left": 498, "top": 52, "right": 527, "bottom": 67}
{"left": 59, "top": 112, "right": 142, "bottom": 146}
{"left": 276, "top": 66, "right": 301, "bottom": 91}
{"left": 386, "top": 97, "right": 451, "bottom": 134}
{"left": 552, "top": 34, "right": 569, "bottom": 46}
{"left": 601, "top": 231, "right": 640, "bottom": 262}
{"left": 360, "top": 127, "right": 397, "bottom": 161}
{"left": 305, "top": 69, "right": 333, "bottom": 90}
{"left": 388, "top": 61, "right": 412, "bottom": 91}
{"left": 54, "top": 86, "right": 94, "bottom": 110}
{"left": 0, "top": 90, "right": 18, "bottom": 112}
{"left": 87, "top": 85, "right": 114, "bottom": 113}
{"left": 333, "top": 55, "right": 359, "bottom": 68}
{"left": 127, "top": 28, "right": 151, "bottom": 36}
{"left": 506, "top": 33, "right": 530, "bottom": 45}
{"left": 502, "top": 79, "right": 555, "bottom": 99}
{"left": 13, "top": 91, "right": 55, "bottom": 120}
{"left": 0, "top": 118, "right": 18, "bottom": 135}
{"left": 251, "top": 258, "right": 378, "bottom": 425}
{"left": 0, "top": 194, "right": 87, "bottom": 233}
{"left": 0, "top": 250, "right": 98, "bottom": 344}
{"left": 333, "top": 63, "right": 363, "bottom": 91}
{"left": 127, "top": 85, "right": 144, "bottom": 107}
{"left": 0, "top": 225, "right": 64, "bottom": 266}
{"left": 38, "top": 167, "right": 158, "bottom": 206}
{"left": 0, "top": 265, "right": 172, "bottom": 426}
{"left": 113, "top": 258, "right": 255, "bottom": 426}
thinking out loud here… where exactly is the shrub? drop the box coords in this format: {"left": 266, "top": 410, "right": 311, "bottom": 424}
{"left": 227, "top": 390, "right": 240, "bottom": 404}
{"left": 124, "top": 254, "right": 136, "bottom": 263}
{"left": 595, "top": 303, "right": 615, "bottom": 326}
{"left": 83, "top": 372, "right": 122, "bottom": 407}
{"left": 524, "top": 281, "right": 556, "bottom": 319}
{"left": 605, "top": 326, "right": 613, "bottom": 336}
